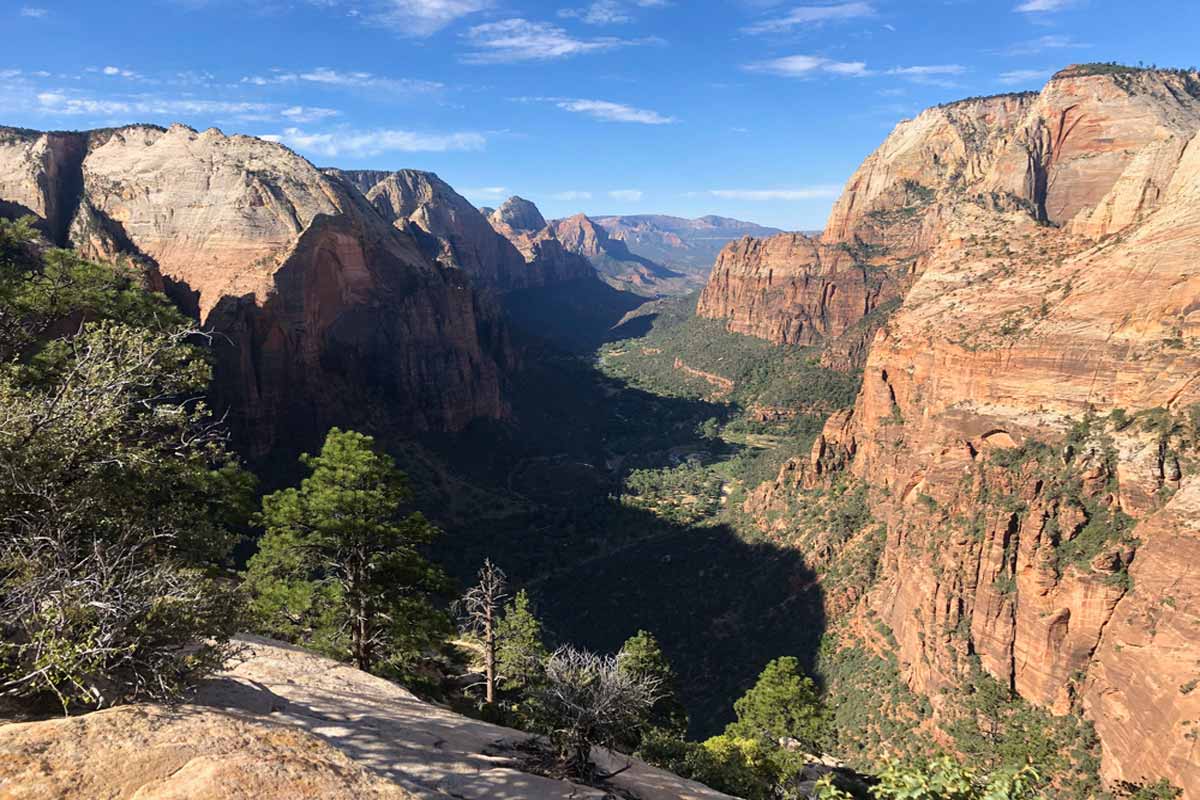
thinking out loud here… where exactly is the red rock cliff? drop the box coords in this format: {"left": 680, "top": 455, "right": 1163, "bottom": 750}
{"left": 763, "top": 67, "right": 1200, "bottom": 795}
{"left": 0, "top": 124, "right": 511, "bottom": 458}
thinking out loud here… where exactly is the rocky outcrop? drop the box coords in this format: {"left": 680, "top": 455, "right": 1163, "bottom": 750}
{"left": 0, "top": 705, "right": 414, "bottom": 799}
{"left": 697, "top": 233, "right": 900, "bottom": 346}
{"left": 0, "top": 637, "right": 736, "bottom": 800}
{"left": 489, "top": 195, "right": 547, "bottom": 233}
{"left": 757, "top": 66, "right": 1200, "bottom": 796}
{"left": 484, "top": 196, "right": 596, "bottom": 287}
{"left": 331, "top": 170, "right": 583, "bottom": 290}
{"left": 0, "top": 124, "right": 511, "bottom": 458}
{"left": 551, "top": 213, "right": 685, "bottom": 296}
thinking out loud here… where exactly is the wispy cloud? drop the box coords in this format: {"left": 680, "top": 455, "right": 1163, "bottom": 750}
{"left": 609, "top": 189, "right": 643, "bottom": 202}
{"left": 888, "top": 65, "right": 964, "bottom": 77}
{"left": 262, "top": 126, "right": 487, "bottom": 158}
{"left": 371, "top": 0, "right": 494, "bottom": 37}
{"left": 19, "top": 7, "right": 48, "bottom": 18}
{"left": 557, "top": 98, "right": 675, "bottom": 124}
{"left": 1014, "top": 0, "right": 1076, "bottom": 12}
{"left": 559, "top": 0, "right": 630, "bottom": 24}
{"left": 745, "top": 55, "right": 869, "bottom": 78}
{"left": 997, "top": 68, "right": 1051, "bottom": 86}
{"left": 462, "top": 18, "right": 657, "bottom": 63}
{"left": 998, "top": 34, "right": 1088, "bottom": 56}
{"left": 279, "top": 105, "right": 341, "bottom": 122}
{"left": 462, "top": 186, "right": 509, "bottom": 199}
{"left": 553, "top": 190, "right": 593, "bottom": 200}
{"left": 707, "top": 187, "right": 842, "bottom": 201}
{"left": 744, "top": 1, "right": 874, "bottom": 34}
{"left": 241, "top": 68, "right": 443, "bottom": 94}
{"left": 35, "top": 90, "right": 274, "bottom": 119}
{"left": 886, "top": 64, "right": 965, "bottom": 86}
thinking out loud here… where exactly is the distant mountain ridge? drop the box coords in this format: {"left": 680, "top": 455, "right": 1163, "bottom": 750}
{"left": 592, "top": 214, "right": 784, "bottom": 273}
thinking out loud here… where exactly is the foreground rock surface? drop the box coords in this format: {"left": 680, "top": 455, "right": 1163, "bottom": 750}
{"left": 0, "top": 637, "right": 734, "bottom": 800}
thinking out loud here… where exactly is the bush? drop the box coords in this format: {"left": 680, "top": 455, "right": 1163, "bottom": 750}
{"left": 0, "top": 218, "right": 249, "bottom": 712}
{"left": 532, "top": 646, "right": 660, "bottom": 780}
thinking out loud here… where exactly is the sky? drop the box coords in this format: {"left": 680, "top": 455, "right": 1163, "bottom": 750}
{"left": 2, "top": 1, "right": 1198, "bottom": 230}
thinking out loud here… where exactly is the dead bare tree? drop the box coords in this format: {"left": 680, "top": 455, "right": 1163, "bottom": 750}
{"left": 534, "top": 646, "right": 661, "bottom": 781}
{"left": 455, "top": 559, "right": 509, "bottom": 704}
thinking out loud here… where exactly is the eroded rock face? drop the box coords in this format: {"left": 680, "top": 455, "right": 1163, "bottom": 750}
{"left": 701, "top": 66, "right": 1200, "bottom": 360}
{"left": 0, "top": 124, "right": 511, "bottom": 458}
{"left": 489, "top": 195, "right": 547, "bottom": 232}
{"left": 331, "top": 169, "right": 575, "bottom": 290}
{"left": 697, "top": 233, "right": 899, "bottom": 347}
{"left": 757, "top": 67, "right": 1200, "bottom": 796}
{"left": 485, "top": 197, "right": 596, "bottom": 285}
{"left": 551, "top": 213, "right": 685, "bottom": 296}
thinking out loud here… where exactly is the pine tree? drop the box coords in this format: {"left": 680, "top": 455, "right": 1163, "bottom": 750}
{"left": 618, "top": 629, "right": 689, "bottom": 742}
{"left": 494, "top": 589, "right": 547, "bottom": 693}
{"left": 244, "top": 428, "right": 450, "bottom": 675}
{"left": 724, "top": 656, "right": 829, "bottom": 752}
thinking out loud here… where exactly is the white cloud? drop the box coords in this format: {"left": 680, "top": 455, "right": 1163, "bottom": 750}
{"left": 888, "top": 65, "right": 964, "bottom": 76}
{"left": 708, "top": 187, "right": 842, "bottom": 201}
{"left": 999, "top": 34, "right": 1088, "bottom": 56}
{"left": 553, "top": 190, "right": 593, "bottom": 200}
{"left": 746, "top": 55, "right": 869, "bottom": 78}
{"left": 35, "top": 91, "right": 274, "bottom": 118}
{"left": 609, "top": 189, "right": 643, "bottom": 202}
{"left": 557, "top": 98, "right": 675, "bottom": 124}
{"left": 100, "top": 65, "right": 139, "bottom": 79}
{"left": 280, "top": 105, "right": 341, "bottom": 122}
{"left": 559, "top": 0, "right": 631, "bottom": 24}
{"left": 241, "top": 68, "right": 443, "bottom": 94}
{"left": 19, "top": 7, "right": 48, "bottom": 18}
{"left": 744, "top": 1, "right": 874, "bottom": 34}
{"left": 462, "top": 18, "right": 655, "bottom": 63}
{"left": 264, "top": 126, "right": 486, "bottom": 158}
{"left": 372, "top": 0, "right": 493, "bottom": 36}
{"left": 1014, "top": 0, "right": 1075, "bottom": 11}
{"left": 998, "top": 68, "right": 1051, "bottom": 86}
{"left": 462, "top": 186, "right": 509, "bottom": 199}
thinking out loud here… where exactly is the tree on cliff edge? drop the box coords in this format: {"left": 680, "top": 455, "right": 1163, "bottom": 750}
{"left": 0, "top": 217, "right": 250, "bottom": 712}
{"left": 244, "top": 428, "right": 450, "bottom": 675}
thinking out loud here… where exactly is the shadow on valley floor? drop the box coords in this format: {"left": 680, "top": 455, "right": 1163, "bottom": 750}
{"left": 410, "top": 320, "right": 826, "bottom": 738}
{"left": 231, "top": 284, "right": 828, "bottom": 740}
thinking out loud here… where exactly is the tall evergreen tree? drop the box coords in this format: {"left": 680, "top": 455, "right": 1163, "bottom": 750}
{"left": 725, "top": 656, "right": 829, "bottom": 752}
{"left": 494, "top": 589, "right": 547, "bottom": 693}
{"left": 244, "top": 429, "right": 449, "bottom": 675}
{"left": 619, "top": 629, "right": 689, "bottom": 742}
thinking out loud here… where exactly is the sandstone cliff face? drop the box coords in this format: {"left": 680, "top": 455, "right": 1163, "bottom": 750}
{"left": 551, "top": 213, "right": 686, "bottom": 296}
{"left": 697, "top": 233, "right": 899, "bottom": 347}
{"left": 752, "top": 67, "right": 1200, "bottom": 795}
{"left": 484, "top": 197, "right": 597, "bottom": 286}
{"left": 0, "top": 124, "right": 510, "bottom": 458}
{"left": 331, "top": 169, "right": 579, "bottom": 290}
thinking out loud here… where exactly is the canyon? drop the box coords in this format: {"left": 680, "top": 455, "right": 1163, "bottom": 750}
{"left": 3, "top": 61, "right": 1200, "bottom": 799}
{"left": 725, "top": 65, "right": 1200, "bottom": 795}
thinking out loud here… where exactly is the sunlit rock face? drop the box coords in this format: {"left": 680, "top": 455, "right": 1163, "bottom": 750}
{"left": 747, "top": 66, "right": 1200, "bottom": 796}
{"left": 0, "top": 124, "right": 512, "bottom": 458}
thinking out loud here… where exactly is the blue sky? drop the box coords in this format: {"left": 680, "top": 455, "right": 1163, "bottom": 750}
{"left": 2, "top": 1, "right": 1198, "bottom": 229}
